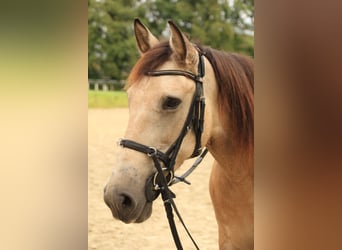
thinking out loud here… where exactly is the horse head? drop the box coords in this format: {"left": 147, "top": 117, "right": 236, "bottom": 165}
{"left": 103, "top": 19, "right": 215, "bottom": 223}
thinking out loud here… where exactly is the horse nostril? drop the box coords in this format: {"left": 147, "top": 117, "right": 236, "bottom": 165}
{"left": 103, "top": 188, "right": 138, "bottom": 222}
{"left": 118, "top": 193, "right": 134, "bottom": 209}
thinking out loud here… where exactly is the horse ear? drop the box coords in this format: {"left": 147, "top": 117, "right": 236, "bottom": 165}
{"left": 134, "top": 18, "right": 159, "bottom": 54}
{"left": 168, "top": 20, "right": 197, "bottom": 65}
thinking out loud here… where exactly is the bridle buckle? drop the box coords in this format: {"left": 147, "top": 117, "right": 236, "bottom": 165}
{"left": 147, "top": 147, "right": 157, "bottom": 157}
{"left": 116, "top": 138, "right": 123, "bottom": 147}
{"left": 152, "top": 168, "right": 174, "bottom": 190}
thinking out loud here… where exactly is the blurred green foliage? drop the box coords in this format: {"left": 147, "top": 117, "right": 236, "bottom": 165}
{"left": 88, "top": 0, "right": 254, "bottom": 80}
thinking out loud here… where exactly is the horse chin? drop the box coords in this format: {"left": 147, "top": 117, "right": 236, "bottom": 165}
{"left": 116, "top": 201, "right": 153, "bottom": 224}
{"left": 134, "top": 202, "right": 153, "bottom": 223}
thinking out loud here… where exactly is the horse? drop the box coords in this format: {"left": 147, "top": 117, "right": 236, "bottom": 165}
{"left": 104, "top": 19, "right": 254, "bottom": 250}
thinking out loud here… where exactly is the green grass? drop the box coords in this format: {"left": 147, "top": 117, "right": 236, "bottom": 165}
{"left": 88, "top": 90, "right": 128, "bottom": 108}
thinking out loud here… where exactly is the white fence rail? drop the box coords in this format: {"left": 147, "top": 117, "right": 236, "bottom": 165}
{"left": 88, "top": 79, "right": 125, "bottom": 91}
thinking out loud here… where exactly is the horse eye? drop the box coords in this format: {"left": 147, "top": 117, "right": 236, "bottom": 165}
{"left": 162, "top": 97, "right": 181, "bottom": 110}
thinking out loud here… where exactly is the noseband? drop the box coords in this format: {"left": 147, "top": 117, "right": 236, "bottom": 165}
{"left": 118, "top": 50, "right": 208, "bottom": 250}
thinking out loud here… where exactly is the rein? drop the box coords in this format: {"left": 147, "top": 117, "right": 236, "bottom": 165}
{"left": 118, "top": 51, "right": 207, "bottom": 250}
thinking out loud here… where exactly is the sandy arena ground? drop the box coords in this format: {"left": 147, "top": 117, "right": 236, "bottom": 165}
{"left": 88, "top": 108, "right": 218, "bottom": 249}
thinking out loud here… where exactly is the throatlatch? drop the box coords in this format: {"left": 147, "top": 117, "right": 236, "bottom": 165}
{"left": 118, "top": 49, "right": 207, "bottom": 250}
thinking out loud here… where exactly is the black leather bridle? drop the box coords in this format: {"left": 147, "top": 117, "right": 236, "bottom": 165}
{"left": 118, "top": 50, "right": 208, "bottom": 250}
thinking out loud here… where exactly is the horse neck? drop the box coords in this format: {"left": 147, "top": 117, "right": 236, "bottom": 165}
{"left": 204, "top": 59, "right": 253, "bottom": 182}
{"left": 208, "top": 132, "right": 253, "bottom": 182}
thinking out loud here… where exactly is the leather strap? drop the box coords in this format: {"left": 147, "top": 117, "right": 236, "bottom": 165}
{"left": 118, "top": 139, "right": 170, "bottom": 166}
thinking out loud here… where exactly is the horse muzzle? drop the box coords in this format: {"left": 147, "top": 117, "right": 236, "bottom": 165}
{"left": 103, "top": 184, "right": 152, "bottom": 223}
